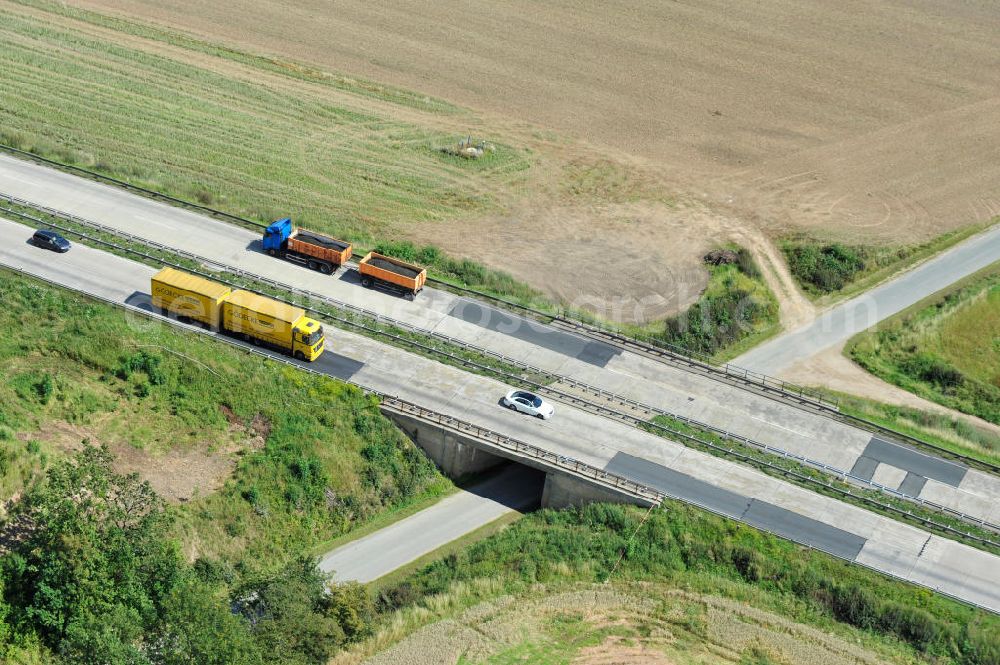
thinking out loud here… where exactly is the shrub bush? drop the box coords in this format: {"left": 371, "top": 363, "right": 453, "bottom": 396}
{"left": 901, "top": 353, "right": 965, "bottom": 390}
{"left": 784, "top": 242, "right": 866, "bottom": 293}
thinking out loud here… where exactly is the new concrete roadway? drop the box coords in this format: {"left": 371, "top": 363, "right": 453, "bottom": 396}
{"left": 735, "top": 224, "right": 1000, "bottom": 374}
{"left": 319, "top": 465, "right": 543, "bottom": 583}
{"left": 1, "top": 154, "right": 998, "bottom": 526}
{"left": 1, "top": 215, "right": 998, "bottom": 612}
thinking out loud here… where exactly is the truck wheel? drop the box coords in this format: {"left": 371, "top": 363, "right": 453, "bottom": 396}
{"left": 294, "top": 351, "right": 305, "bottom": 361}
{"left": 361, "top": 276, "right": 374, "bottom": 288}
{"left": 319, "top": 262, "right": 332, "bottom": 275}
{"left": 267, "top": 249, "right": 277, "bottom": 257}
{"left": 406, "top": 292, "right": 416, "bottom": 301}
{"left": 308, "top": 260, "right": 318, "bottom": 271}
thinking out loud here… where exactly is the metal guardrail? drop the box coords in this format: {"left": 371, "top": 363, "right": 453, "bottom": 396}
{"left": 0, "top": 145, "right": 257, "bottom": 229}
{"left": 0, "top": 142, "right": 839, "bottom": 412}
{"left": 3, "top": 194, "right": 999, "bottom": 544}
{"left": 17, "top": 142, "right": 996, "bottom": 477}
{"left": 7, "top": 143, "right": 995, "bottom": 478}
{"left": 550, "top": 317, "right": 839, "bottom": 408}
{"left": 4, "top": 261, "right": 997, "bottom": 616}
{"left": 379, "top": 399, "right": 664, "bottom": 506}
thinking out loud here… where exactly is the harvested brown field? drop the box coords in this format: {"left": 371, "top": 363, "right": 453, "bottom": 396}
{"left": 70, "top": 0, "right": 1000, "bottom": 246}
{"left": 334, "top": 586, "right": 894, "bottom": 665}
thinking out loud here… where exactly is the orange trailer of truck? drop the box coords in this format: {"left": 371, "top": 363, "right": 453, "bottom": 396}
{"left": 357, "top": 252, "right": 427, "bottom": 298}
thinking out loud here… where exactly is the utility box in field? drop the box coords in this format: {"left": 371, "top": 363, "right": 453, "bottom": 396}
{"left": 357, "top": 252, "right": 427, "bottom": 298}
{"left": 222, "top": 290, "right": 325, "bottom": 361}
{"left": 263, "top": 218, "right": 352, "bottom": 274}
{"left": 151, "top": 267, "right": 231, "bottom": 329}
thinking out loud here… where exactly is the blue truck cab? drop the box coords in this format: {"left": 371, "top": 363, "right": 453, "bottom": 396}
{"left": 262, "top": 217, "right": 293, "bottom": 254}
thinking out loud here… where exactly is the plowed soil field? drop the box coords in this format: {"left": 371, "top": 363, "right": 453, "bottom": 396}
{"left": 73, "top": 0, "right": 1000, "bottom": 244}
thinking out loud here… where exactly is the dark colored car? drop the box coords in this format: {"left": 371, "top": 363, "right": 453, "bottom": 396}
{"left": 31, "top": 229, "right": 71, "bottom": 253}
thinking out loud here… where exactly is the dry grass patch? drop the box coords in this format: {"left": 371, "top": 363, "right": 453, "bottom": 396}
{"left": 338, "top": 586, "right": 896, "bottom": 665}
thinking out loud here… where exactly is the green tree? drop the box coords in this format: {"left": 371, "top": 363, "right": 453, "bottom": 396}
{"left": 149, "top": 578, "right": 261, "bottom": 665}
{"left": 235, "top": 558, "right": 372, "bottom": 665}
{"left": 1, "top": 445, "right": 258, "bottom": 664}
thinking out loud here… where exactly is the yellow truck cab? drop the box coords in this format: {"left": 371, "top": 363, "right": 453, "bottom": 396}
{"left": 221, "top": 290, "right": 325, "bottom": 361}
{"left": 293, "top": 317, "right": 325, "bottom": 361}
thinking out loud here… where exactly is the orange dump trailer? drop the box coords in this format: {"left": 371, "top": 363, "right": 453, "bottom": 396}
{"left": 287, "top": 230, "right": 352, "bottom": 268}
{"left": 357, "top": 252, "right": 427, "bottom": 298}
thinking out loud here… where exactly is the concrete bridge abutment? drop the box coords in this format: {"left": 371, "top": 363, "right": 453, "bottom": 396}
{"left": 383, "top": 407, "right": 656, "bottom": 509}
{"left": 383, "top": 408, "right": 506, "bottom": 478}
{"left": 540, "top": 470, "right": 656, "bottom": 509}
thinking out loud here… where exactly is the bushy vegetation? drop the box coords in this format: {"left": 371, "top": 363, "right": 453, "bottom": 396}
{"left": 381, "top": 503, "right": 1000, "bottom": 665}
{"left": 0, "top": 270, "right": 445, "bottom": 567}
{"left": 659, "top": 248, "right": 778, "bottom": 358}
{"left": 0, "top": 446, "right": 374, "bottom": 663}
{"left": 781, "top": 225, "right": 992, "bottom": 298}
{"left": 849, "top": 265, "right": 1000, "bottom": 426}
{"left": 783, "top": 242, "right": 867, "bottom": 293}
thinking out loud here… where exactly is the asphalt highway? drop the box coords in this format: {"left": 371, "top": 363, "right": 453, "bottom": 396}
{"left": 2, "top": 153, "right": 998, "bottom": 523}
{"left": 2, "top": 215, "right": 998, "bottom": 611}
{"left": 735, "top": 224, "right": 1000, "bottom": 373}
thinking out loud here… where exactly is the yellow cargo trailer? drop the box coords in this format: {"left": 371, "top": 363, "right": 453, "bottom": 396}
{"left": 150, "top": 268, "right": 326, "bottom": 362}
{"left": 222, "top": 290, "right": 325, "bottom": 361}
{"left": 151, "top": 267, "right": 231, "bottom": 329}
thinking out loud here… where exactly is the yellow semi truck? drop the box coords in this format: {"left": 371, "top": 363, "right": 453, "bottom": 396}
{"left": 151, "top": 267, "right": 325, "bottom": 362}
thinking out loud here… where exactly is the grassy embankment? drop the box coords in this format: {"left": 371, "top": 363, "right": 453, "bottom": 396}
{"left": 847, "top": 262, "right": 1000, "bottom": 430}
{"left": 781, "top": 220, "right": 997, "bottom": 303}
{"left": 0, "top": 268, "right": 458, "bottom": 662}
{"left": 654, "top": 247, "right": 779, "bottom": 362}
{"left": 340, "top": 503, "right": 1000, "bottom": 665}
{"left": 0, "top": 268, "right": 448, "bottom": 566}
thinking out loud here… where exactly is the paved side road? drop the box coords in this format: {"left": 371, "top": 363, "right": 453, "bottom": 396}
{"left": 734, "top": 223, "right": 1000, "bottom": 374}
{"left": 319, "top": 465, "right": 543, "bottom": 583}
{"left": 2, "top": 215, "right": 999, "bottom": 613}
{"left": 2, "top": 153, "right": 998, "bottom": 524}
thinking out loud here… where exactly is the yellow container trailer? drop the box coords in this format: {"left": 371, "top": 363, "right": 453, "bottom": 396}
{"left": 221, "top": 290, "right": 325, "bottom": 361}
{"left": 151, "top": 267, "right": 232, "bottom": 329}
{"left": 150, "top": 268, "right": 326, "bottom": 362}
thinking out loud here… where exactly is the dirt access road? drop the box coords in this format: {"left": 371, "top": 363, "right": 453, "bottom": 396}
{"left": 74, "top": 0, "right": 1000, "bottom": 247}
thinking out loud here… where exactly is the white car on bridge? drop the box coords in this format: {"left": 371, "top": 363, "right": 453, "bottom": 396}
{"left": 502, "top": 389, "right": 555, "bottom": 419}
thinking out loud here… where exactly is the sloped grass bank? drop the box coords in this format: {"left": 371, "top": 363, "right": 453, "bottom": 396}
{"left": 367, "top": 504, "right": 1000, "bottom": 665}
{"left": 0, "top": 268, "right": 447, "bottom": 567}
{"left": 848, "top": 263, "right": 1000, "bottom": 427}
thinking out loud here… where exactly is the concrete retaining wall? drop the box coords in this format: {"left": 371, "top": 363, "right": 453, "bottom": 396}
{"left": 383, "top": 409, "right": 505, "bottom": 478}
{"left": 540, "top": 470, "right": 657, "bottom": 509}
